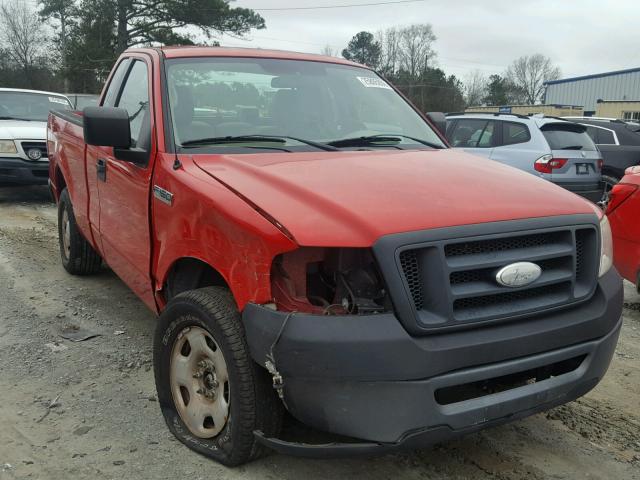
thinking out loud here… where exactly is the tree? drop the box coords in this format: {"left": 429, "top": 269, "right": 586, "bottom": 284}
{"left": 0, "top": 1, "right": 49, "bottom": 87}
{"left": 320, "top": 45, "right": 335, "bottom": 57}
{"left": 341, "top": 31, "right": 381, "bottom": 68}
{"left": 398, "top": 24, "right": 436, "bottom": 77}
{"left": 64, "top": 0, "right": 117, "bottom": 93}
{"left": 114, "top": 0, "right": 265, "bottom": 54}
{"left": 483, "top": 74, "right": 527, "bottom": 106}
{"left": 506, "top": 54, "right": 561, "bottom": 104}
{"left": 377, "top": 26, "right": 401, "bottom": 76}
{"left": 464, "top": 70, "right": 487, "bottom": 107}
{"left": 39, "top": 0, "right": 76, "bottom": 90}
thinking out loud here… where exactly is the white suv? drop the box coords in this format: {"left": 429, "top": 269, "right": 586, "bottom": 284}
{"left": 445, "top": 113, "right": 604, "bottom": 203}
{"left": 0, "top": 88, "right": 72, "bottom": 185}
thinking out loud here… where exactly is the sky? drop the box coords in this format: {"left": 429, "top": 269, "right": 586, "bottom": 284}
{"left": 217, "top": 0, "right": 640, "bottom": 82}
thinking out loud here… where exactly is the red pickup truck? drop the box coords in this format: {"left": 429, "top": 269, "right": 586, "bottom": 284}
{"left": 48, "top": 47, "right": 623, "bottom": 466}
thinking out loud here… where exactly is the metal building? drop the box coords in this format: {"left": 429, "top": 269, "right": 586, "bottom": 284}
{"left": 544, "top": 67, "right": 640, "bottom": 116}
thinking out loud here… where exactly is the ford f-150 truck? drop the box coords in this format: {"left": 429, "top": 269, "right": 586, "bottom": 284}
{"left": 47, "top": 47, "right": 623, "bottom": 466}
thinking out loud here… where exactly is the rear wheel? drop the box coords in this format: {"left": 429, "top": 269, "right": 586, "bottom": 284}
{"left": 154, "top": 287, "right": 283, "bottom": 466}
{"left": 58, "top": 188, "right": 102, "bottom": 275}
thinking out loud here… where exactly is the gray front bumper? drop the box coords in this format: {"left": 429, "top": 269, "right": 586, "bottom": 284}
{"left": 243, "top": 268, "right": 622, "bottom": 447}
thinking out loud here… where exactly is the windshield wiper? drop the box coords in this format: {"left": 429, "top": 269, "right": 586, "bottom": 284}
{"left": 326, "top": 134, "right": 443, "bottom": 149}
{"left": 561, "top": 145, "right": 584, "bottom": 150}
{"left": 181, "top": 135, "right": 339, "bottom": 152}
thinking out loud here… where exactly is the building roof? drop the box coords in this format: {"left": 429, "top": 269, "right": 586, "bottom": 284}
{"left": 544, "top": 67, "right": 640, "bottom": 86}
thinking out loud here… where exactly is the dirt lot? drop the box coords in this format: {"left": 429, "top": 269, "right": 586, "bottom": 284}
{"left": 0, "top": 185, "right": 638, "bottom": 480}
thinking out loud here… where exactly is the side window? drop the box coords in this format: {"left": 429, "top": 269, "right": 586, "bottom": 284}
{"left": 477, "top": 121, "right": 496, "bottom": 147}
{"left": 596, "top": 128, "right": 616, "bottom": 145}
{"left": 102, "top": 59, "right": 131, "bottom": 107}
{"left": 449, "top": 119, "right": 490, "bottom": 148}
{"left": 584, "top": 126, "right": 599, "bottom": 143}
{"left": 502, "top": 122, "right": 531, "bottom": 146}
{"left": 116, "top": 60, "right": 150, "bottom": 149}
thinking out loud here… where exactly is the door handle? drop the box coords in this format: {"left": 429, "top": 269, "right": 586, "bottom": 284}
{"left": 97, "top": 158, "right": 107, "bottom": 182}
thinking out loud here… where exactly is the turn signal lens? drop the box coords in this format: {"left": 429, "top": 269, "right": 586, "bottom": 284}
{"left": 606, "top": 183, "right": 637, "bottom": 213}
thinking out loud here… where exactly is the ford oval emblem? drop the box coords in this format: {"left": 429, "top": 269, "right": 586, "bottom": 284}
{"left": 495, "top": 262, "right": 542, "bottom": 288}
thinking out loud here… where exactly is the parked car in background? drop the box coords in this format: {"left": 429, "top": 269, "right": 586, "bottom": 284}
{"left": 563, "top": 117, "right": 640, "bottom": 194}
{"left": 48, "top": 47, "right": 622, "bottom": 466}
{"left": 607, "top": 165, "right": 640, "bottom": 290}
{"left": 0, "top": 88, "right": 72, "bottom": 185}
{"left": 65, "top": 93, "right": 99, "bottom": 110}
{"left": 446, "top": 113, "right": 604, "bottom": 203}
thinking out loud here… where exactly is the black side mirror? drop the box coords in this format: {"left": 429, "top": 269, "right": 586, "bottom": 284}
{"left": 83, "top": 106, "right": 148, "bottom": 165}
{"left": 426, "top": 112, "right": 447, "bottom": 136}
{"left": 83, "top": 106, "right": 131, "bottom": 148}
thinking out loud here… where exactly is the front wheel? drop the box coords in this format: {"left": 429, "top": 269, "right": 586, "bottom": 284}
{"left": 153, "top": 287, "right": 283, "bottom": 466}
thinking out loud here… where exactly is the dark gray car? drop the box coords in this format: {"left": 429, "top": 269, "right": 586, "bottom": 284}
{"left": 563, "top": 117, "right": 640, "bottom": 194}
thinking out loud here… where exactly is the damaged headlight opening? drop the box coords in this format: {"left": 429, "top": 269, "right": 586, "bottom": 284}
{"left": 270, "top": 248, "right": 391, "bottom": 314}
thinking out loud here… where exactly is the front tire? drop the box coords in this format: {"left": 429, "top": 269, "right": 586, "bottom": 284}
{"left": 153, "top": 287, "right": 283, "bottom": 466}
{"left": 58, "top": 188, "right": 102, "bottom": 275}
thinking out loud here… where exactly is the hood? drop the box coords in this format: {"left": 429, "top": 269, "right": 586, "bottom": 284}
{"left": 0, "top": 120, "right": 47, "bottom": 140}
{"left": 193, "top": 149, "right": 597, "bottom": 247}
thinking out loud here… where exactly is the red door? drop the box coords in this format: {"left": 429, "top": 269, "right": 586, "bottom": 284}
{"left": 93, "top": 56, "right": 158, "bottom": 310}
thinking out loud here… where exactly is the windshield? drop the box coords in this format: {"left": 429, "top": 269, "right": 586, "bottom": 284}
{"left": 0, "top": 91, "right": 72, "bottom": 122}
{"left": 166, "top": 57, "right": 445, "bottom": 152}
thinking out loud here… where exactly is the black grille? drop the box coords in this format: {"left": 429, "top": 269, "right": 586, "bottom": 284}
{"left": 450, "top": 257, "right": 570, "bottom": 286}
{"left": 444, "top": 232, "right": 564, "bottom": 257}
{"left": 399, "top": 250, "right": 423, "bottom": 310}
{"left": 450, "top": 269, "right": 484, "bottom": 285}
{"left": 575, "top": 232, "right": 585, "bottom": 279}
{"left": 20, "top": 141, "right": 48, "bottom": 159}
{"left": 397, "top": 225, "right": 599, "bottom": 331}
{"left": 453, "top": 282, "right": 571, "bottom": 320}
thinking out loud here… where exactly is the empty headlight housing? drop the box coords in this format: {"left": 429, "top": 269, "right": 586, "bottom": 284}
{"left": 598, "top": 215, "right": 613, "bottom": 277}
{"left": 0, "top": 140, "right": 17, "bottom": 154}
{"left": 270, "top": 247, "right": 390, "bottom": 315}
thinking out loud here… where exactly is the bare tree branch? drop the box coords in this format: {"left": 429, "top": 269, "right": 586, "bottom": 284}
{"left": 0, "top": 1, "right": 48, "bottom": 86}
{"left": 506, "top": 54, "right": 561, "bottom": 104}
{"left": 464, "top": 70, "right": 488, "bottom": 107}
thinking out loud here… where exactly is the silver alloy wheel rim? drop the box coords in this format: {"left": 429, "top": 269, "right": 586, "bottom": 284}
{"left": 170, "top": 326, "right": 230, "bottom": 438}
{"left": 61, "top": 209, "right": 71, "bottom": 259}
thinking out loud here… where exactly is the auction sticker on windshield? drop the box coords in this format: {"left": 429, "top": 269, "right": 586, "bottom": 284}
{"left": 357, "top": 76, "right": 392, "bottom": 89}
{"left": 49, "top": 96, "right": 69, "bottom": 104}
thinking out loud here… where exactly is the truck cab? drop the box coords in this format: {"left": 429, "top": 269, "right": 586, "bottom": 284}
{"left": 47, "top": 47, "right": 623, "bottom": 466}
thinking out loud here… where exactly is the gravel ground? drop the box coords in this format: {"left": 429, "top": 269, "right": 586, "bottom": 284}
{"left": 0, "top": 185, "right": 639, "bottom": 480}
